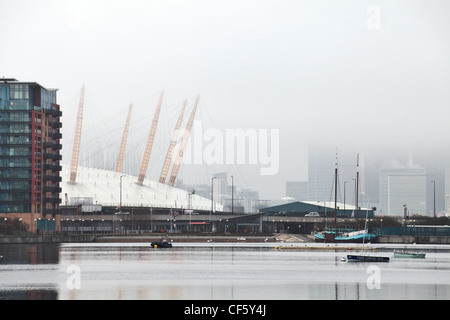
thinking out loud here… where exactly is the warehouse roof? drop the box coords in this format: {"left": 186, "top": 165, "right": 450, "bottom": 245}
{"left": 259, "top": 201, "right": 371, "bottom": 214}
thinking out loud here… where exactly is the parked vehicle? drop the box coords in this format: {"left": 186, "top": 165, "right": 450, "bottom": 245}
{"left": 306, "top": 212, "right": 320, "bottom": 217}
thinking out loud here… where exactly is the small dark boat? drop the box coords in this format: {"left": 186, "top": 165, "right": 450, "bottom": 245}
{"left": 151, "top": 236, "right": 172, "bottom": 248}
{"left": 347, "top": 254, "right": 389, "bottom": 262}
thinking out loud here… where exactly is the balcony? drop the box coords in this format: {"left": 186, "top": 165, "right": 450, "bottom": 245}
{"left": 43, "top": 186, "right": 62, "bottom": 193}
{"left": 51, "top": 132, "right": 62, "bottom": 139}
{"left": 43, "top": 153, "right": 62, "bottom": 161}
{"left": 43, "top": 164, "right": 62, "bottom": 171}
{"left": 44, "top": 175, "right": 62, "bottom": 182}
{"left": 43, "top": 142, "right": 62, "bottom": 150}
{"left": 45, "top": 108, "right": 62, "bottom": 117}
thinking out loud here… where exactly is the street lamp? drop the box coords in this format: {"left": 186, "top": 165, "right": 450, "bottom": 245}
{"left": 188, "top": 190, "right": 195, "bottom": 232}
{"left": 119, "top": 175, "right": 123, "bottom": 213}
{"left": 403, "top": 204, "right": 407, "bottom": 220}
{"left": 211, "top": 177, "right": 217, "bottom": 214}
{"left": 231, "top": 175, "right": 234, "bottom": 214}
{"left": 431, "top": 180, "right": 436, "bottom": 219}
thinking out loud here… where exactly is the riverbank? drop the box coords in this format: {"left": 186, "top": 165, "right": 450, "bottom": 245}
{"left": 0, "top": 235, "right": 96, "bottom": 244}
{"left": 377, "top": 235, "right": 450, "bottom": 244}
{"left": 0, "top": 234, "right": 277, "bottom": 245}
{"left": 1, "top": 233, "right": 450, "bottom": 245}
{"left": 94, "top": 234, "right": 278, "bottom": 243}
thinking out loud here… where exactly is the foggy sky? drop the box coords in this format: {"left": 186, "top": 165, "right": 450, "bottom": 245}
{"left": 1, "top": 0, "right": 449, "bottom": 200}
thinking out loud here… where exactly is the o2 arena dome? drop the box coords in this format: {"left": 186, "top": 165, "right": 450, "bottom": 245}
{"left": 61, "top": 165, "right": 222, "bottom": 211}
{"left": 61, "top": 89, "right": 222, "bottom": 212}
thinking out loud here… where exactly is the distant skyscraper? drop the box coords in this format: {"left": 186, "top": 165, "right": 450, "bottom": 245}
{"left": 0, "top": 78, "right": 62, "bottom": 233}
{"left": 445, "top": 168, "right": 450, "bottom": 215}
{"left": 379, "top": 166, "right": 430, "bottom": 216}
{"left": 286, "top": 181, "right": 308, "bottom": 200}
{"left": 376, "top": 148, "right": 450, "bottom": 217}
{"left": 308, "top": 145, "right": 335, "bottom": 202}
{"left": 389, "top": 173, "right": 427, "bottom": 216}
{"left": 307, "top": 145, "right": 359, "bottom": 204}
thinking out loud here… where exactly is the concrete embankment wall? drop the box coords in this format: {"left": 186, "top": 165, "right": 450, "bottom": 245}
{"left": 1, "top": 234, "right": 450, "bottom": 245}
{"left": 0, "top": 234, "right": 276, "bottom": 244}
{"left": 378, "top": 235, "right": 450, "bottom": 244}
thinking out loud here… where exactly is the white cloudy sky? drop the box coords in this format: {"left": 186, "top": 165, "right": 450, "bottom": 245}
{"left": 1, "top": 0, "right": 449, "bottom": 200}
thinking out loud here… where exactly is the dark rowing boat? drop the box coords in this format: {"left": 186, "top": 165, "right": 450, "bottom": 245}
{"left": 347, "top": 254, "right": 389, "bottom": 262}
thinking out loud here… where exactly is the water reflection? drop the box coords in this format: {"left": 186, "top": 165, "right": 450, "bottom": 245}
{"left": 0, "top": 244, "right": 60, "bottom": 300}
{"left": 0, "top": 290, "right": 58, "bottom": 300}
{"left": 1, "top": 243, "right": 450, "bottom": 300}
{"left": 0, "top": 244, "right": 59, "bottom": 264}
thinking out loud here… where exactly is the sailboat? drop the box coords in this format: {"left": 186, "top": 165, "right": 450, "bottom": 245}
{"left": 347, "top": 235, "right": 389, "bottom": 262}
{"left": 314, "top": 153, "right": 377, "bottom": 243}
{"left": 314, "top": 228, "right": 377, "bottom": 243}
{"left": 347, "top": 193, "right": 390, "bottom": 262}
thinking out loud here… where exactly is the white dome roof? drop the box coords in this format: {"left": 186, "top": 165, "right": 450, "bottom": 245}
{"left": 61, "top": 165, "right": 222, "bottom": 211}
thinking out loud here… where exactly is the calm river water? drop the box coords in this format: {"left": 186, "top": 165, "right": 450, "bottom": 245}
{"left": 0, "top": 242, "right": 449, "bottom": 300}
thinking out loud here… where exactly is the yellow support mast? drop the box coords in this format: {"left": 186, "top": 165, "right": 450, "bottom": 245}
{"left": 115, "top": 103, "right": 133, "bottom": 173}
{"left": 69, "top": 85, "right": 85, "bottom": 184}
{"left": 137, "top": 90, "right": 164, "bottom": 185}
{"left": 168, "top": 95, "right": 199, "bottom": 186}
{"left": 159, "top": 100, "right": 186, "bottom": 184}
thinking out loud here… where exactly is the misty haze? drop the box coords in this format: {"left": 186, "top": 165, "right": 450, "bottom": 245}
{"left": 1, "top": 0, "right": 449, "bottom": 215}
{"left": 2, "top": 0, "right": 450, "bottom": 304}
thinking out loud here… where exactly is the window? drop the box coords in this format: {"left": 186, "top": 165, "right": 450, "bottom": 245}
{"left": 0, "top": 203, "right": 31, "bottom": 213}
{"left": 10, "top": 84, "right": 29, "bottom": 100}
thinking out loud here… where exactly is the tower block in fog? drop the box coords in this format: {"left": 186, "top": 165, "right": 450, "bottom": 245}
{"left": 137, "top": 90, "right": 164, "bottom": 185}
{"left": 115, "top": 103, "right": 133, "bottom": 173}
{"left": 159, "top": 100, "right": 186, "bottom": 184}
{"left": 0, "top": 78, "right": 62, "bottom": 233}
{"left": 69, "top": 85, "right": 85, "bottom": 184}
{"left": 168, "top": 95, "right": 200, "bottom": 186}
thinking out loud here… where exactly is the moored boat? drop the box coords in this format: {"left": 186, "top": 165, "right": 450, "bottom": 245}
{"left": 314, "top": 154, "right": 378, "bottom": 244}
{"left": 314, "top": 229, "right": 377, "bottom": 243}
{"left": 394, "top": 250, "right": 425, "bottom": 259}
{"left": 150, "top": 235, "right": 173, "bottom": 248}
{"left": 347, "top": 254, "right": 390, "bottom": 262}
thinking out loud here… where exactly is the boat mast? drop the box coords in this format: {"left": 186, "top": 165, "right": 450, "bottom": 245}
{"left": 334, "top": 150, "right": 338, "bottom": 230}
{"left": 355, "top": 153, "right": 359, "bottom": 230}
